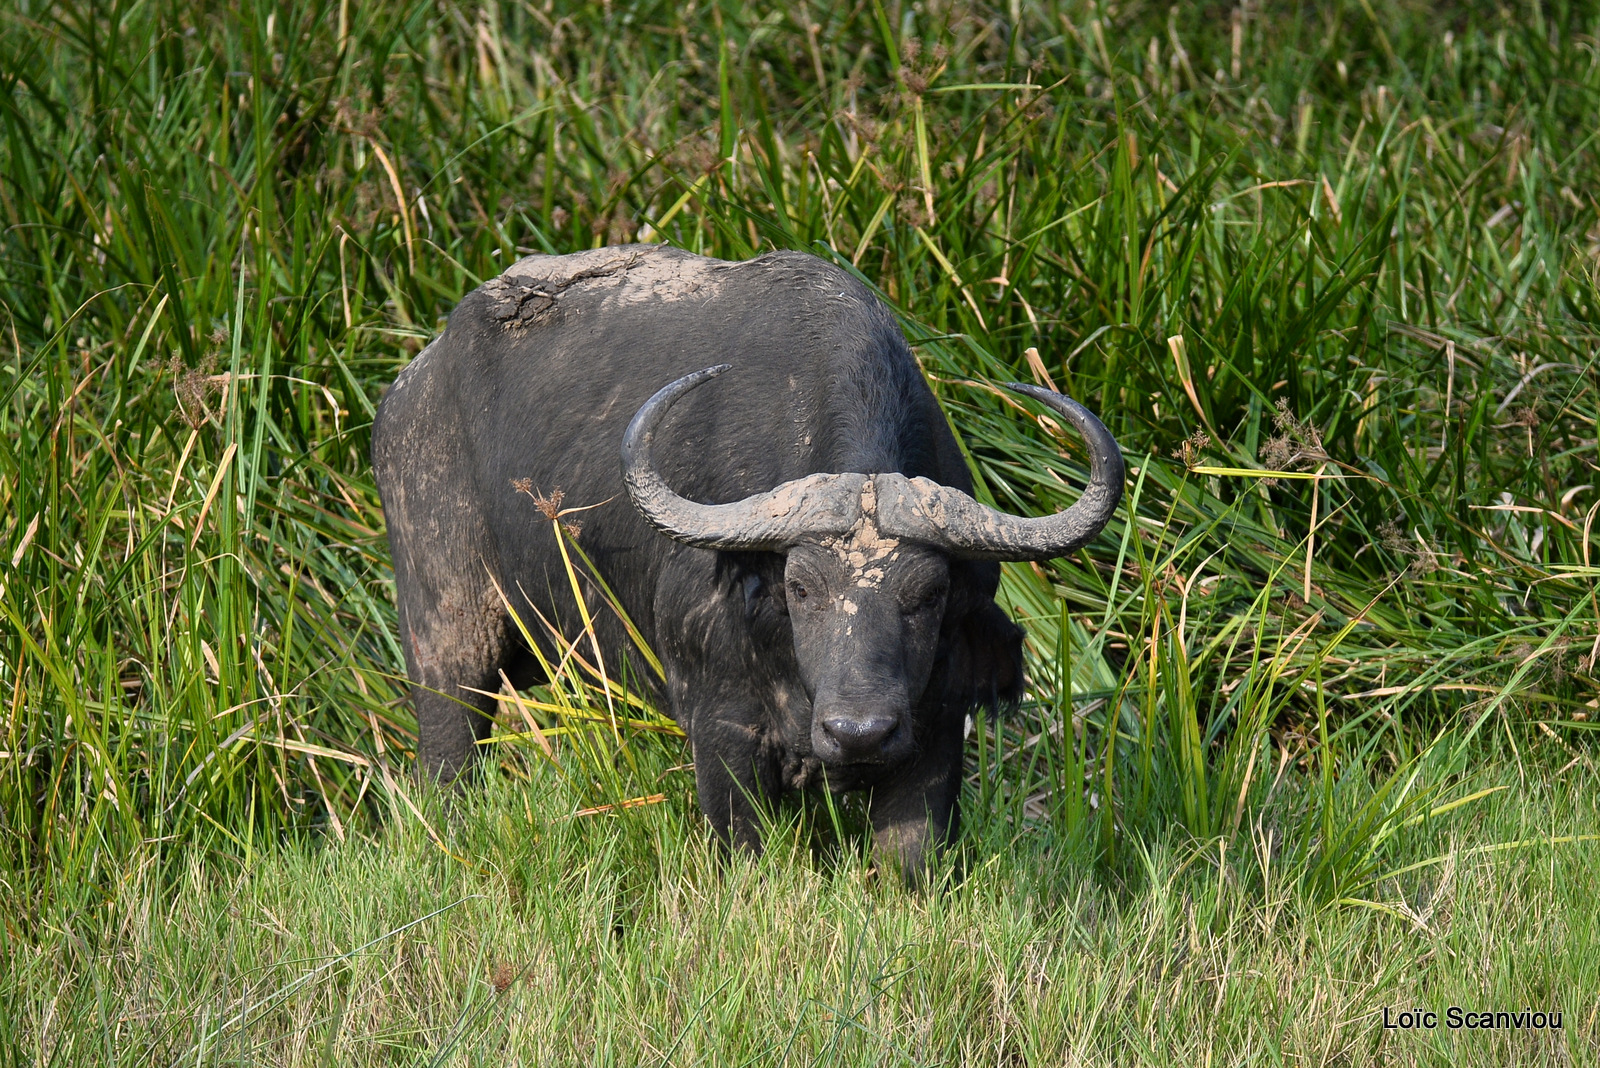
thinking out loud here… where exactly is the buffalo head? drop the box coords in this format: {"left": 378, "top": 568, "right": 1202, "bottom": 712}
{"left": 622, "top": 364, "right": 1124, "bottom": 768}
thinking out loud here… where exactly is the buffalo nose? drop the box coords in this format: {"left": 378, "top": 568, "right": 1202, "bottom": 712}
{"left": 820, "top": 711, "right": 899, "bottom": 756}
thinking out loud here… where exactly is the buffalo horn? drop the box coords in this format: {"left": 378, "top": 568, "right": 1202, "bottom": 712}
{"left": 872, "top": 384, "right": 1125, "bottom": 561}
{"left": 621, "top": 365, "right": 866, "bottom": 550}
{"left": 623, "top": 369, "right": 1124, "bottom": 561}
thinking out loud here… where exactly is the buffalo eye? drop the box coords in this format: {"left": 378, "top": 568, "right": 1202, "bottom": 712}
{"left": 905, "top": 583, "right": 948, "bottom": 615}
{"left": 789, "top": 580, "right": 810, "bottom": 603}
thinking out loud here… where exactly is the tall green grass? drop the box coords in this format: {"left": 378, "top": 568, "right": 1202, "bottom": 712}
{"left": 1, "top": 0, "right": 1597, "bottom": 951}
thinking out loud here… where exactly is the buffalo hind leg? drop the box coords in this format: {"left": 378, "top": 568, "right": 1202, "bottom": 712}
{"left": 395, "top": 580, "right": 515, "bottom": 786}
{"left": 379, "top": 425, "right": 512, "bottom": 786}
{"left": 414, "top": 678, "right": 498, "bottom": 786}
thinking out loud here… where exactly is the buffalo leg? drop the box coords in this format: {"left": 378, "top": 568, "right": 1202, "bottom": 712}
{"left": 412, "top": 672, "right": 497, "bottom": 786}
{"left": 868, "top": 722, "right": 964, "bottom": 887}
{"left": 389, "top": 552, "right": 512, "bottom": 785}
{"left": 379, "top": 445, "right": 513, "bottom": 784}
{"left": 401, "top": 608, "right": 509, "bottom": 785}
{"left": 690, "top": 714, "right": 778, "bottom": 854}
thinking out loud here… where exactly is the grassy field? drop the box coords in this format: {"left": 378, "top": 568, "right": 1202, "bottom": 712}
{"left": 7, "top": 765, "right": 1599, "bottom": 1064}
{"left": 2, "top": 0, "right": 1599, "bottom": 1062}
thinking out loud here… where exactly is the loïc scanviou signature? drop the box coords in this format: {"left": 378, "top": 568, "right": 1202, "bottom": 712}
{"left": 1382, "top": 1006, "right": 1563, "bottom": 1031}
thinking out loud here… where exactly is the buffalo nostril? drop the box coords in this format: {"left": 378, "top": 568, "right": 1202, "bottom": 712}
{"left": 821, "top": 712, "right": 899, "bottom": 754}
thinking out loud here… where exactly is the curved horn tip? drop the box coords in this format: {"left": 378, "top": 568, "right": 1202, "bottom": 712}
{"left": 625, "top": 365, "right": 734, "bottom": 441}
{"left": 1002, "top": 383, "right": 1115, "bottom": 431}
{"left": 665, "top": 364, "right": 734, "bottom": 392}
{"left": 1004, "top": 381, "right": 1073, "bottom": 404}
{"left": 1001, "top": 377, "right": 1126, "bottom": 490}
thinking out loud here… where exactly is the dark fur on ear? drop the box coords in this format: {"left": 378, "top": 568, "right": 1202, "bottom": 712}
{"left": 942, "top": 598, "right": 1025, "bottom": 712}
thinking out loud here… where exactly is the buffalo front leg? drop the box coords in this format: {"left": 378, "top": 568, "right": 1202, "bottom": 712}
{"left": 690, "top": 715, "right": 778, "bottom": 855}
{"left": 868, "top": 723, "right": 964, "bottom": 887}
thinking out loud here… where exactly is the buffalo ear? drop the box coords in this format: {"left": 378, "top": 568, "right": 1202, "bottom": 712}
{"left": 945, "top": 599, "right": 1025, "bottom": 710}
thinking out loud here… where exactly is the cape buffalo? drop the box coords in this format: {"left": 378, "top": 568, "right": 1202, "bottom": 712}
{"left": 372, "top": 244, "right": 1122, "bottom": 881}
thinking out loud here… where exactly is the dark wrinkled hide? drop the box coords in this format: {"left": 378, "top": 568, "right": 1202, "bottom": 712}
{"left": 372, "top": 245, "right": 1024, "bottom": 880}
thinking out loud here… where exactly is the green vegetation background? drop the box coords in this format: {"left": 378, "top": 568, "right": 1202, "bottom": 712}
{"left": 1, "top": 0, "right": 1597, "bottom": 1062}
